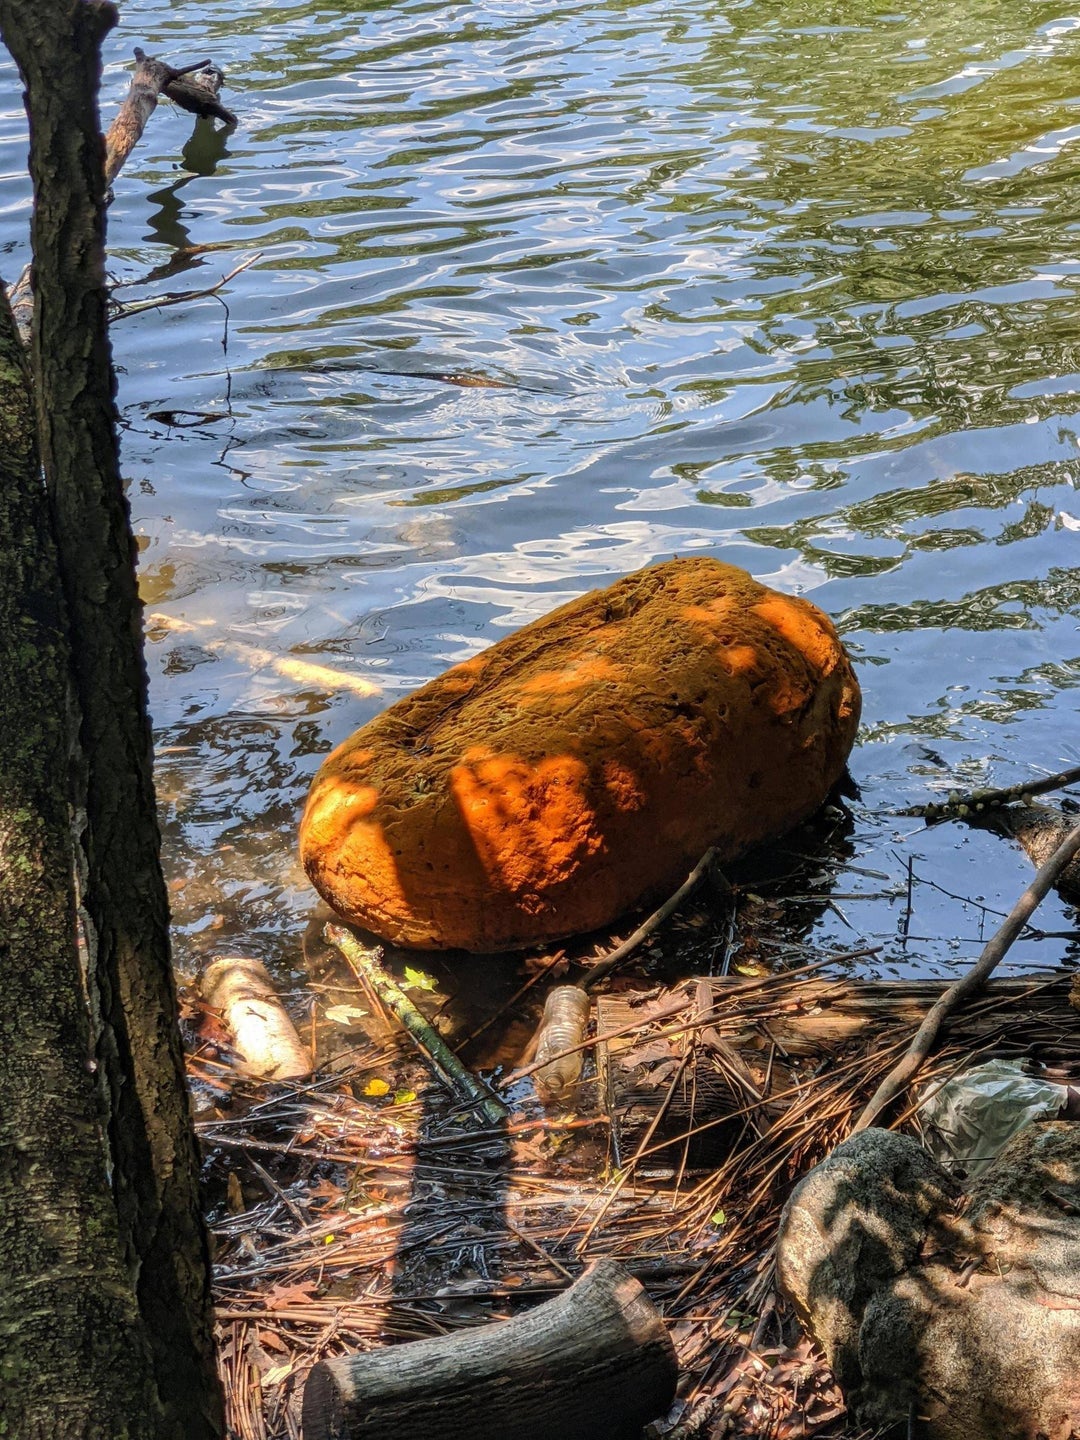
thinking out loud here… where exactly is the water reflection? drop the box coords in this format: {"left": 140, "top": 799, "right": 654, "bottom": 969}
{"left": 3, "top": 0, "right": 1080, "bottom": 977}
{"left": 144, "top": 117, "right": 234, "bottom": 263}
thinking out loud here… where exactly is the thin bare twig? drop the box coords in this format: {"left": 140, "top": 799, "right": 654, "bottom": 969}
{"left": 902, "top": 762, "right": 1080, "bottom": 822}
{"left": 581, "top": 848, "right": 725, "bottom": 991}
{"left": 852, "top": 816, "right": 1080, "bottom": 1132}
{"left": 110, "top": 253, "right": 262, "bottom": 320}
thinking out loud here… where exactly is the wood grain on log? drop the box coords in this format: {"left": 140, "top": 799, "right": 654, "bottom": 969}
{"left": 597, "top": 975, "right": 1079, "bottom": 1164}
{"left": 301, "top": 1258, "right": 677, "bottom": 1440}
{"left": 104, "top": 49, "right": 234, "bottom": 186}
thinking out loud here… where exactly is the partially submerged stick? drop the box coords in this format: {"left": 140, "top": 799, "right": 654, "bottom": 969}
{"left": 582, "top": 847, "right": 723, "bottom": 991}
{"left": 105, "top": 48, "right": 235, "bottom": 185}
{"left": 852, "top": 816, "right": 1080, "bottom": 1132}
{"left": 301, "top": 1258, "right": 677, "bottom": 1440}
{"left": 8, "top": 48, "right": 238, "bottom": 344}
{"left": 902, "top": 763, "right": 1080, "bottom": 822}
{"left": 110, "top": 253, "right": 261, "bottom": 321}
{"left": 325, "top": 923, "right": 508, "bottom": 1126}
{"left": 202, "top": 956, "right": 312, "bottom": 1081}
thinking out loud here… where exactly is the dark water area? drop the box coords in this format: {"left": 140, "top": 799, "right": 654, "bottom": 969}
{"left": 4, "top": 0, "right": 1080, "bottom": 1022}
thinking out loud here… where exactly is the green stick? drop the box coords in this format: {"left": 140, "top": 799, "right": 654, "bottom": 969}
{"left": 325, "top": 924, "right": 509, "bottom": 1127}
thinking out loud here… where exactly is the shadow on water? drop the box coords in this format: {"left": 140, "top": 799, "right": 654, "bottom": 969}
{"left": 389, "top": 1087, "right": 514, "bottom": 1322}
{"left": 143, "top": 116, "right": 234, "bottom": 275}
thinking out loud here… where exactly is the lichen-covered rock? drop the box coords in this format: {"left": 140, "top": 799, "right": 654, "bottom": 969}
{"left": 777, "top": 1129, "right": 959, "bottom": 1397}
{"left": 778, "top": 1123, "right": 1080, "bottom": 1440}
{"left": 300, "top": 557, "right": 861, "bottom": 952}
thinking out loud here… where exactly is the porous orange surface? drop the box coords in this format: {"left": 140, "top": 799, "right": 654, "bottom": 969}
{"left": 300, "top": 558, "right": 861, "bottom": 952}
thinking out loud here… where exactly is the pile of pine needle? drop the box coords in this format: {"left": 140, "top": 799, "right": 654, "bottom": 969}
{"left": 190, "top": 940, "right": 1080, "bottom": 1440}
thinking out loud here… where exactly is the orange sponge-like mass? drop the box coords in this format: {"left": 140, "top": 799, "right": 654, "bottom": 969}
{"left": 300, "top": 558, "right": 861, "bottom": 952}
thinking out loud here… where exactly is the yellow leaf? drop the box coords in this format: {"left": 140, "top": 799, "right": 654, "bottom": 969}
{"left": 262, "top": 1364, "right": 293, "bottom": 1387}
{"left": 363, "top": 1078, "right": 390, "bottom": 1097}
{"left": 324, "top": 1234, "right": 335, "bottom": 1245}
{"left": 324, "top": 1004, "right": 368, "bottom": 1026}
{"left": 403, "top": 966, "right": 437, "bottom": 992}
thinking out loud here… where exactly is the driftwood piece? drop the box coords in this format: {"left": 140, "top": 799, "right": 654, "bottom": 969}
{"left": 104, "top": 48, "right": 233, "bottom": 186}
{"left": 325, "top": 923, "right": 509, "bottom": 1126}
{"left": 903, "top": 762, "right": 1080, "bottom": 821}
{"left": 164, "top": 64, "right": 236, "bottom": 125}
{"left": 597, "top": 973, "right": 1080, "bottom": 1165}
{"left": 597, "top": 992, "right": 761, "bottom": 1168}
{"left": 968, "top": 801, "right": 1080, "bottom": 903}
{"left": 301, "top": 1258, "right": 678, "bottom": 1440}
{"left": 202, "top": 956, "right": 312, "bottom": 1081}
{"left": 853, "top": 816, "right": 1080, "bottom": 1132}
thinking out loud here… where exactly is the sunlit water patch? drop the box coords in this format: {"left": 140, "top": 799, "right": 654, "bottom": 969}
{"left": 3, "top": 0, "right": 1080, "bottom": 992}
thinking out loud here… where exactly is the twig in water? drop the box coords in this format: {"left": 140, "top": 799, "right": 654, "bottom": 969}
{"left": 901, "top": 762, "right": 1080, "bottom": 822}
{"left": 852, "top": 816, "right": 1080, "bottom": 1133}
{"left": 110, "top": 253, "right": 262, "bottom": 320}
{"left": 581, "top": 848, "right": 726, "bottom": 991}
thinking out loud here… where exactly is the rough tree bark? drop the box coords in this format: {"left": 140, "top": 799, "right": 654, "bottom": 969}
{"left": 0, "top": 282, "right": 163, "bottom": 1440}
{"left": 0, "top": 3, "right": 221, "bottom": 1436}
{"left": 303, "top": 1260, "right": 679, "bottom": 1440}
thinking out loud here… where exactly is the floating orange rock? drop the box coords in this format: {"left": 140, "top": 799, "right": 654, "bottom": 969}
{"left": 300, "top": 558, "right": 861, "bottom": 952}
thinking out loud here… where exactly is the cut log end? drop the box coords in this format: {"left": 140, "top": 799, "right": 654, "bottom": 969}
{"left": 301, "top": 1258, "right": 677, "bottom": 1440}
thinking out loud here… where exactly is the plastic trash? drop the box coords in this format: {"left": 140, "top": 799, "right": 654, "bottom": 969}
{"left": 917, "top": 1058, "right": 1070, "bottom": 1177}
{"left": 532, "top": 986, "right": 591, "bottom": 1106}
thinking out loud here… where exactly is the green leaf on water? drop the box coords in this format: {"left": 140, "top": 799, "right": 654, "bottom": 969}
{"left": 402, "top": 966, "right": 438, "bottom": 993}
{"left": 710, "top": 1208, "right": 727, "bottom": 1227}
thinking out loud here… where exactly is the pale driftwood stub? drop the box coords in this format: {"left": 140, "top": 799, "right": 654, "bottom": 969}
{"left": 301, "top": 1258, "right": 677, "bottom": 1440}
{"left": 202, "top": 956, "right": 312, "bottom": 1081}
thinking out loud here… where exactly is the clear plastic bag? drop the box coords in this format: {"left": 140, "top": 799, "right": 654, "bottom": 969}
{"left": 917, "top": 1058, "right": 1069, "bottom": 1177}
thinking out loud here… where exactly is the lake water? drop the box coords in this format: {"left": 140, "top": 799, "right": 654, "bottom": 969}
{"left": 3, "top": 0, "right": 1080, "bottom": 1003}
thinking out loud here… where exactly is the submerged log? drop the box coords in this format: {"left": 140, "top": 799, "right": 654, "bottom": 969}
{"left": 597, "top": 974, "right": 1080, "bottom": 1167}
{"left": 301, "top": 1258, "right": 677, "bottom": 1440}
{"left": 202, "top": 956, "right": 312, "bottom": 1081}
{"left": 301, "top": 557, "right": 860, "bottom": 951}
{"left": 968, "top": 801, "right": 1080, "bottom": 904}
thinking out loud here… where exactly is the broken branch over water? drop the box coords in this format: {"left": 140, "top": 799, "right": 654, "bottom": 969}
{"left": 902, "top": 761, "right": 1080, "bottom": 822}
{"left": 105, "top": 47, "right": 235, "bottom": 185}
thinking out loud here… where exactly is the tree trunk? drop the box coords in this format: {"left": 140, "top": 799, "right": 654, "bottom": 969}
{"left": 0, "top": 288, "right": 161, "bottom": 1439}
{"left": 0, "top": 3, "right": 222, "bottom": 1436}
{"left": 302, "top": 1259, "right": 678, "bottom": 1440}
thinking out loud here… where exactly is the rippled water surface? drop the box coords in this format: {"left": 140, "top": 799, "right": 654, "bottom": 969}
{"left": 4, "top": 0, "right": 1080, "bottom": 986}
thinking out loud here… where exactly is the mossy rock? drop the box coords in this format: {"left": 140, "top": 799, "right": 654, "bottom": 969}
{"left": 300, "top": 557, "right": 861, "bottom": 951}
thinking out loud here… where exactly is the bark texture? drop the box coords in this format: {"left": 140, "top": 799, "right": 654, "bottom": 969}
{"left": 0, "top": 289, "right": 159, "bottom": 1439}
{"left": 0, "top": 4, "right": 221, "bottom": 1435}
{"left": 303, "top": 1259, "right": 678, "bottom": 1440}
